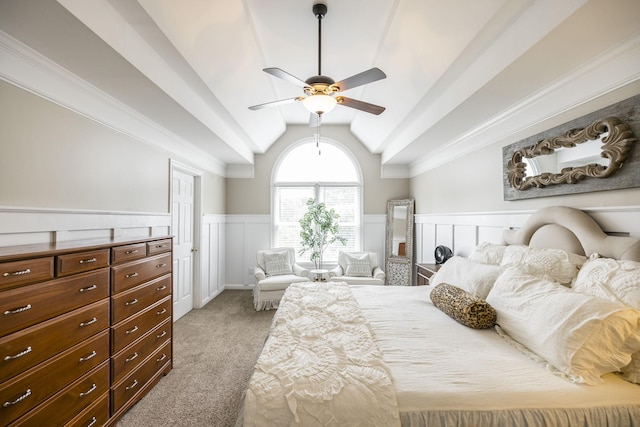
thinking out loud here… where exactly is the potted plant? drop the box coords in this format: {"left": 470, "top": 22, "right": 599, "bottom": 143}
{"left": 299, "top": 198, "right": 346, "bottom": 272}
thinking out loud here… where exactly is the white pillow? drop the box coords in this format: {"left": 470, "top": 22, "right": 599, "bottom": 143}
{"left": 500, "top": 245, "right": 585, "bottom": 285}
{"left": 430, "top": 256, "right": 503, "bottom": 299}
{"left": 344, "top": 253, "right": 372, "bottom": 277}
{"left": 572, "top": 257, "right": 640, "bottom": 384}
{"left": 263, "top": 250, "right": 293, "bottom": 276}
{"left": 468, "top": 242, "right": 507, "bottom": 265}
{"left": 486, "top": 267, "right": 640, "bottom": 385}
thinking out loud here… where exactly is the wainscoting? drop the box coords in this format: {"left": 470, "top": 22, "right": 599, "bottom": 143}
{"left": 1, "top": 205, "right": 637, "bottom": 310}
{"left": 223, "top": 214, "right": 386, "bottom": 289}
{"left": 415, "top": 206, "right": 640, "bottom": 264}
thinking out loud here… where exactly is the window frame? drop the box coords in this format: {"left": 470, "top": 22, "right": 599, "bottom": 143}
{"left": 271, "top": 137, "right": 364, "bottom": 268}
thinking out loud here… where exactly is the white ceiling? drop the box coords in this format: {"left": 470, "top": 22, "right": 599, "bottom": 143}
{"left": 1, "top": 0, "right": 639, "bottom": 177}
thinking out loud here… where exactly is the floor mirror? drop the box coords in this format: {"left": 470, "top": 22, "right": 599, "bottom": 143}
{"left": 385, "top": 199, "right": 415, "bottom": 285}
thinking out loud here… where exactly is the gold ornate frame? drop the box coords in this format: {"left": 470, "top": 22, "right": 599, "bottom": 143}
{"left": 507, "top": 117, "right": 636, "bottom": 190}
{"left": 502, "top": 93, "right": 640, "bottom": 201}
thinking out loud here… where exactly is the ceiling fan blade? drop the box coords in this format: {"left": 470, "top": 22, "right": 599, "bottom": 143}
{"left": 263, "top": 67, "right": 308, "bottom": 88}
{"left": 308, "top": 113, "right": 321, "bottom": 128}
{"left": 332, "top": 68, "right": 386, "bottom": 92}
{"left": 248, "top": 97, "right": 303, "bottom": 111}
{"left": 336, "top": 96, "right": 385, "bottom": 115}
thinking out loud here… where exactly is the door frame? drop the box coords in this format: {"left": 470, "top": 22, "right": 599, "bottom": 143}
{"left": 169, "top": 159, "right": 203, "bottom": 310}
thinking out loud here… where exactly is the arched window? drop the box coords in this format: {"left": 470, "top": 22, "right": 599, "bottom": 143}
{"left": 272, "top": 138, "right": 363, "bottom": 265}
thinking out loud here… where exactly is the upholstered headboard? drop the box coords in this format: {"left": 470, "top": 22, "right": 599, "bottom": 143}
{"left": 502, "top": 206, "right": 640, "bottom": 262}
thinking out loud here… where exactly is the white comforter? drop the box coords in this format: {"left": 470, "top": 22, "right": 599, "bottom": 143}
{"left": 351, "top": 285, "right": 640, "bottom": 427}
{"left": 241, "top": 282, "right": 400, "bottom": 427}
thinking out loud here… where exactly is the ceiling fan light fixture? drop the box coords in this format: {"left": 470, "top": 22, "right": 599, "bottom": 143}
{"left": 302, "top": 94, "right": 337, "bottom": 114}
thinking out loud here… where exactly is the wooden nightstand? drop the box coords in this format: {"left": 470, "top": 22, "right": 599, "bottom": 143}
{"left": 416, "top": 263, "right": 440, "bottom": 285}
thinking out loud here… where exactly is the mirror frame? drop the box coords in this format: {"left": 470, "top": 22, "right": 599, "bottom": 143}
{"left": 507, "top": 117, "right": 636, "bottom": 191}
{"left": 385, "top": 199, "right": 414, "bottom": 286}
{"left": 502, "top": 93, "right": 640, "bottom": 201}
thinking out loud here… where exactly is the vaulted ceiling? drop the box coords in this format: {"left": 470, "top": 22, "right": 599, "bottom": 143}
{"left": 1, "top": 0, "right": 639, "bottom": 177}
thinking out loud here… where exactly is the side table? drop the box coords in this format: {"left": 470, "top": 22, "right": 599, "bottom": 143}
{"left": 309, "top": 268, "right": 329, "bottom": 282}
{"left": 416, "top": 263, "right": 440, "bottom": 285}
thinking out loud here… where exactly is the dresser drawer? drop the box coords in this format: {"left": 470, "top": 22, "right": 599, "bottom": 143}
{"left": 111, "top": 340, "right": 171, "bottom": 413}
{"left": 0, "top": 257, "right": 54, "bottom": 291}
{"left": 0, "top": 331, "right": 109, "bottom": 424}
{"left": 7, "top": 362, "right": 110, "bottom": 427}
{"left": 111, "top": 253, "right": 172, "bottom": 294}
{"left": 56, "top": 249, "right": 110, "bottom": 278}
{"left": 0, "top": 268, "right": 110, "bottom": 337}
{"left": 112, "top": 318, "right": 171, "bottom": 384}
{"left": 0, "top": 299, "right": 110, "bottom": 384}
{"left": 64, "top": 392, "right": 109, "bottom": 427}
{"left": 112, "top": 243, "right": 147, "bottom": 265}
{"left": 111, "top": 274, "right": 172, "bottom": 324}
{"left": 146, "top": 239, "right": 172, "bottom": 256}
{"left": 111, "top": 297, "right": 171, "bottom": 354}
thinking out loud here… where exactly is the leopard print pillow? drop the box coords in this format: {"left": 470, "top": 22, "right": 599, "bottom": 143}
{"left": 430, "top": 283, "right": 496, "bottom": 329}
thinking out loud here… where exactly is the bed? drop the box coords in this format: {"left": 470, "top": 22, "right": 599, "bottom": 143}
{"left": 237, "top": 206, "right": 640, "bottom": 426}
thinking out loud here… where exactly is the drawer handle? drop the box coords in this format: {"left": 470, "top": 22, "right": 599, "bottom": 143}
{"left": 125, "top": 325, "right": 139, "bottom": 335}
{"left": 155, "top": 244, "right": 166, "bottom": 248}
{"left": 125, "top": 379, "right": 139, "bottom": 391}
{"left": 4, "top": 304, "right": 32, "bottom": 315}
{"left": 157, "top": 354, "right": 167, "bottom": 363}
{"left": 125, "top": 352, "right": 139, "bottom": 363}
{"left": 156, "top": 263, "right": 167, "bottom": 268}
{"left": 3, "top": 389, "right": 31, "bottom": 407}
{"left": 157, "top": 308, "right": 167, "bottom": 315}
{"left": 79, "top": 257, "right": 97, "bottom": 264}
{"left": 156, "top": 285, "right": 167, "bottom": 291}
{"left": 4, "top": 346, "right": 32, "bottom": 361}
{"left": 79, "top": 285, "right": 98, "bottom": 293}
{"left": 125, "top": 249, "right": 139, "bottom": 254}
{"left": 2, "top": 268, "right": 31, "bottom": 277}
{"left": 79, "top": 317, "right": 97, "bottom": 327}
{"left": 157, "top": 330, "right": 167, "bottom": 339}
{"left": 79, "top": 383, "right": 97, "bottom": 397}
{"left": 87, "top": 417, "right": 97, "bottom": 427}
{"left": 79, "top": 350, "right": 97, "bottom": 362}
{"left": 125, "top": 298, "right": 138, "bottom": 306}
{"left": 125, "top": 272, "right": 138, "bottom": 278}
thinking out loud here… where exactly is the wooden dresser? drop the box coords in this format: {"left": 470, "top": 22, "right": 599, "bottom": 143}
{"left": 0, "top": 236, "right": 173, "bottom": 427}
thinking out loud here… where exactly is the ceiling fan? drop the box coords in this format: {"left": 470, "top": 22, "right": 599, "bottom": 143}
{"left": 248, "top": 2, "right": 387, "bottom": 125}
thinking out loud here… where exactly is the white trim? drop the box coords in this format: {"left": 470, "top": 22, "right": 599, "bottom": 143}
{"left": 0, "top": 206, "right": 170, "bottom": 246}
{"left": 0, "top": 30, "right": 228, "bottom": 176}
{"left": 409, "top": 33, "right": 640, "bottom": 176}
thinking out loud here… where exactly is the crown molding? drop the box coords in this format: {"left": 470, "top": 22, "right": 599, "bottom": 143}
{"left": 0, "top": 30, "right": 228, "bottom": 177}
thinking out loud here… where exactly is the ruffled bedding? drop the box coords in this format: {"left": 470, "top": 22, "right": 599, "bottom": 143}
{"left": 240, "top": 282, "right": 400, "bottom": 426}
{"left": 239, "top": 283, "right": 640, "bottom": 427}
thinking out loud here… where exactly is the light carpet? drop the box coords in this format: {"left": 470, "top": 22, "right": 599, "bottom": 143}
{"left": 117, "top": 290, "right": 275, "bottom": 427}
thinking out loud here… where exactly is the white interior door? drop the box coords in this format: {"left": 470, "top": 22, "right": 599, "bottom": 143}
{"left": 172, "top": 169, "right": 195, "bottom": 321}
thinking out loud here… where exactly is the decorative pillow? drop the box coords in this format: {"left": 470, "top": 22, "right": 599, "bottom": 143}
{"left": 468, "top": 242, "right": 507, "bottom": 265}
{"left": 263, "top": 250, "right": 293, "bottom": 276}
{"left": 572, "top": 257, "right": 640, "bottom": 384}
{"left": 430, "top": 283, "right": 496, "bottom": 329}
{"left": 486, "top": 267, "right": 640, "bottom": 385}
{"left": 430, "top": 256, "right": 503, "bottom": 299}
{"left": 500, "top": 245, "right": 586, "bottom": 285}
{"left": 344, "top": 253, "right": 372, "bottom": 277}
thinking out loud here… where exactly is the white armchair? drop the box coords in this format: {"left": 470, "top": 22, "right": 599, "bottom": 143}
{"left": 329, "top": 251, "right": 385, "bottom": 285}
{"left": 254, "top": 247, "right": 310, "bottom": 311}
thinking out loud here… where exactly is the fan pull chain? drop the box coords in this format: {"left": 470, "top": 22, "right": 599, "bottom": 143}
{"left": 316, "top": 114, "right": 321, "bottom": 156}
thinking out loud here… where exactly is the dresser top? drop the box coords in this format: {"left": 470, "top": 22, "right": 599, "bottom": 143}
{"left": 0, "top": 235, "right": 172, "bottom": 262}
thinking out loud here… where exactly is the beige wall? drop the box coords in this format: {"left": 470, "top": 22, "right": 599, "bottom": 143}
{"left": 226, "top": 125, "right": 409, "bottom": 215}
{"left": 0, "top": 81, "right": 224, "bottom": 214}
{"left": 410, "top": 82, "right": 640, "bottom": 214}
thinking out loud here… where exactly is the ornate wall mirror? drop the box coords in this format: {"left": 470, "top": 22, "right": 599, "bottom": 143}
{"left": 386, "top": 199, "right": 414, "bottom": 286}
{"left": 503, "top": 94, "right": 640, "bottom": 201}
